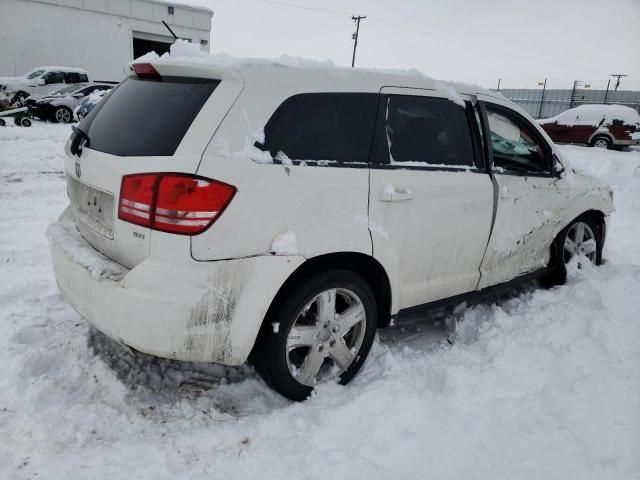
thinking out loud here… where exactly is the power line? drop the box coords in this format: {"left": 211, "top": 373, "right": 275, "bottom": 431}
{"left": 351, "top": 15, "right": 366, "bottom": 68}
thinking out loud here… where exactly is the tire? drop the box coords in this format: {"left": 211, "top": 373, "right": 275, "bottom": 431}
{"left": 253, "top": 270, "right": 378, "bottom": 401}
{"left": 543, "top": 214, "right": 603, "bottom": 287}
{"left": 590, "top": 135, "right": 612, "bottom": 149}
{"left": 53, "top": 106, "right": 73, "bottom": 124}
{"left": 20, "top": 117, "right": 31, "bottom": 127}
{"left": 0, "top": 118, "right": 5, "bottom": 127}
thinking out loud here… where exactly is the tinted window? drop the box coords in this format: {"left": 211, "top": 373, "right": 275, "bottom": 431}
{"left": 79, "top": 77, "right": 218, "bottom": 157}
{"left": 381, "top": 95, "right": 473, "bottom": 166}
{"left": 44, "top": 72, "right": 65, "bottom": 84}
{"left": 65, "top": 72, "right": 82, "bottom": 83}
{"left": 261, "top": 93, "right": 378, "bottom": 163}
{"left": 486, "top": 109, "right": 549, "bottom": 173}
{"left": 78, "top": 74, "right": 89, "bottom": 82}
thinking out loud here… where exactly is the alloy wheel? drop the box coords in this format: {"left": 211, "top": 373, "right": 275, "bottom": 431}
{"left": 286, "top": 288, "right": 366, "bottom": 386}
{"left": 593, "top": 138, "right": 609, "bottom": 149}
{"left": 55, "top": 108, "right": 71, "bottom": 123}
{"left": 563, "top": 221, "right": 597, "bottom": 264}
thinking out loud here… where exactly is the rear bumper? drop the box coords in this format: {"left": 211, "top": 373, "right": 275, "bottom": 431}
{"left": 48, "top": 208, "right": 304, "bottom": 365}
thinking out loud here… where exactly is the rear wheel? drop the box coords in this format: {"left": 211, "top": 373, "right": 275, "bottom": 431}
{"left": 590, "top": 135, "right": 612, "bottom": 149}
{"left": 0, "top": 118, "right": 5, "bottom": 127}
{"left": 20, "top": 117, "right": 31, "bottom": 127}
{"left": 254, "top": 270, "right": 377, "bottom": 401}
{"left": 53, "top": 107, "right": 72, "bottom": 124}
{"left": 544, "top": 215, "right": 602, "bottom": 286}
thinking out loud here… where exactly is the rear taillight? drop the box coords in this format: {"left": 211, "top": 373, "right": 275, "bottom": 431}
{"left": 118, "top": 173, "right": 236, "bottom": 235}
{"left": 132, "top": 63, "right": 161, "bottom": 80}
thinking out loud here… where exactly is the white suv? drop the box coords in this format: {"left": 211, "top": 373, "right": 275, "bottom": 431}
{"left": 0, "top": 66, "right": 90, "bottom": 105}
{"left": 48, "top": 59, "right": 614, "bottom": 401}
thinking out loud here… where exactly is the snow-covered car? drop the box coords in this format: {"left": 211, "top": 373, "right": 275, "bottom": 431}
{"left": 74, "top": 89, "right": 110, "bottom": 121}
{"left": 48, "top": 58, "right": 614, "bottom": 401}
{"left": 28, "top": 82, "right": 115, "bottom": 123}
{"left": 0, "top": 67, "right": 90, "bottom": 105}
{"left": 539, "top": 104, "right": 640, "bottom": 149}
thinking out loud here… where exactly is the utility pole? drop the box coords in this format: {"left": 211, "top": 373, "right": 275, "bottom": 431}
{"left": 537, "top": 78, "right": 547, "bottom": 119}
{"left": 603, "top": 78, "right": 611, "bottom": 104}
{"left": 497, "top": 78, "right": 501, "bottom": 91}
{"left": 351, "top": 15, "right": 366, "bottom": 68}
{"left": 610, "top": 73, "right": 627, "bottom": 91}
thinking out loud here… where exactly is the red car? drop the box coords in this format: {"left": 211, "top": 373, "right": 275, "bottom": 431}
{"left": 539, "top": 104, "right": 640, "bottom": 149}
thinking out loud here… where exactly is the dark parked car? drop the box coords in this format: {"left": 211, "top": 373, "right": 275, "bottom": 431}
{"left": 539, "top": 104, "right": 640, "bottom": 149}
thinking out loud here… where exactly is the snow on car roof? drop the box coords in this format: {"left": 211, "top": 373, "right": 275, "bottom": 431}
{"left": 540, "top": 104, "right": 640, "bottom": 126}
{"left": 133, "top": 40, "right": 498, "bottom": 103}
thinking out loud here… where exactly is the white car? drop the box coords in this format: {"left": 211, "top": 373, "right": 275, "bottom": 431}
{"left": 48, "top": 60, "right": 614, "bottom": 401}
{"left": 27, "top": 82, "right": 115, "bottom": 123}
{"left": 0, "top": 66, "right": 90, "bottom": 105}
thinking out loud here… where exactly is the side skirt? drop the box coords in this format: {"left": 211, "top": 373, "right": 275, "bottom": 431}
{"left": 393, "top": 266, "right": 550, "bottom": 323}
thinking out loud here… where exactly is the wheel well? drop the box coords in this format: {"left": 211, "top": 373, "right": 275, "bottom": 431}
{"left": 591, "top": 133, "right": 612, "bottom": 144}
{"left": 265, "top": 252, "right": 392, "bottom": 330}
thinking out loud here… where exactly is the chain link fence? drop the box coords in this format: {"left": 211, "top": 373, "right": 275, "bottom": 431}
{"left": 492, "top": 88, "right": 640, "bottom": 119}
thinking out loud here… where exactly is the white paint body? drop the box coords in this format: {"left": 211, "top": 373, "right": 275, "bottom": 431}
{"left": 48, "top": 60, "right": 614, "bottom": 365}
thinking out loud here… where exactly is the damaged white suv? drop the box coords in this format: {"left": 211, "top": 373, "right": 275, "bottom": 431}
{"left": 49, "top": 58, "right": 614, "bottom": 401}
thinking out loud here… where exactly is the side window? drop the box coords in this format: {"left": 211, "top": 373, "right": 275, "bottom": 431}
{"left": 380, "top": 95, "right": 474, "bottom": 167}
{"left": 78, "top": 73, "right": 89, "bottom": 83}
{"left": 44, "top": 72, "right": 65, "bottom": 84}
{"left": 261, "top": 93, "right": 378, "bottom": 163}
{"left": 486, "top": 108, "right": 550, "bottom": 174}
{"left": 64, "top": 72, "right": 81, "bottom": 83}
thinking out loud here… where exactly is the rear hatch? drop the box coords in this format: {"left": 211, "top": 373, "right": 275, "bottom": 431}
{"left": 65, "top": 62, "right": 241, "bottom": 268}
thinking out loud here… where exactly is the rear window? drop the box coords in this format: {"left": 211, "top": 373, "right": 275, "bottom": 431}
{"left": 260, "top": 93, "right": 378, "bottom": 163}
{"left": 79, "top": 76, "right": 218, "bottom": 157}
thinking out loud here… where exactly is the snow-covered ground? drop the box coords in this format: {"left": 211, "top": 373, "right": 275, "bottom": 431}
{"left": 1, "top": 123, "right": 639, "bottom": 479}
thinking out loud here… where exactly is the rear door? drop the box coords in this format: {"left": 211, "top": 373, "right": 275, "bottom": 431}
{"left": 368, "top": 88, "right": 494, "bottom": 309}
{"left": 66, "top": 69, "right": 241, "bottom": 268}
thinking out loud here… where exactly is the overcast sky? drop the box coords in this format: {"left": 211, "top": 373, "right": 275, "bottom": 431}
{"left": 182, "top": 0, "right": 640, "bottom": 91}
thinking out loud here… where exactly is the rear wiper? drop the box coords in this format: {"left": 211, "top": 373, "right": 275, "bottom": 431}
{"left": 70, "top": 125, "right": 90, "bottom": 156}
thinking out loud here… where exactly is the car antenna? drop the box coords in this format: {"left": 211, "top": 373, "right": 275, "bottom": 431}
{"left": 162, "top": 20, "right": 178, "bottom": 40}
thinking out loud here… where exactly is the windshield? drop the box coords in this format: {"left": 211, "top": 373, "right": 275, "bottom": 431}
{"left": 58, "top": 83, "right": 86, "bottom": 95}
{"left": 79, "top": 76, "right": 219, "bottom": 157}
{"left": 26, "top": 69, "right": 46, "bottom": 79}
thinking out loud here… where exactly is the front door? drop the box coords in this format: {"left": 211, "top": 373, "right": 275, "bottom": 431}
{"left": 477, "top": 98, "right": 564, "bottom": 288}
{"left": 369, "top": 88, "right": 494, "bottom": 310}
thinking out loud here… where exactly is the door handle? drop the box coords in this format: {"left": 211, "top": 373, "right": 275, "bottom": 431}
{"left": 379, "top": 187, "right": 414, "bottom": 202}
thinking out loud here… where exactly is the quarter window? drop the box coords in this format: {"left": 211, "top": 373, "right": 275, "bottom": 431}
{"left": 260, "top": 93, "right": 378, "bottom": 163}
{"left": 486, "top": 108, "right": 549, "bottom": 174}
{"left": 379, "top": 95, "right": 474, "bottom": 167}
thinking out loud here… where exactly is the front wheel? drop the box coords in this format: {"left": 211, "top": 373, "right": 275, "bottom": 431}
{"left": 53, "top": 107, "right": 72, "bottom": 124}
{"left": 544, "top": 215, "right": 603, "bottom": 286}
{"left": 253, "top": 270, "right": 377, "bottom": 401}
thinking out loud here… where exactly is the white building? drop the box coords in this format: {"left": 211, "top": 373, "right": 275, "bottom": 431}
{"left": 0, "top": 0, "right": 212, "bottom": 81}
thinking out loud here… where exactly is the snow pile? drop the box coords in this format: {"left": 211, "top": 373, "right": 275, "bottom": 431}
{"left": 540, "top": 104, "right": 640, "bottom": 126}
{"left": 271, "top": 230, "right": 299, "bottom": 255}
{"left": 134, "top": 39, "right": 336, "bottom": 70}
{"left": 1, "top": 124, "right": 640, "bottom": 479}
{"left": 46, "top": 212, "right": 128, "bottom": 280}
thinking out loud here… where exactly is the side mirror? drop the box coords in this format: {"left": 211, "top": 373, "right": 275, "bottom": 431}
{"left": 37, "top": 78, "right": 45, "bottom": 86}
{"left": 72, "top": 93, "right": 84, "bottom": 98}
{"left": 552, "top": 154, "right": 564, "bottom": 176}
